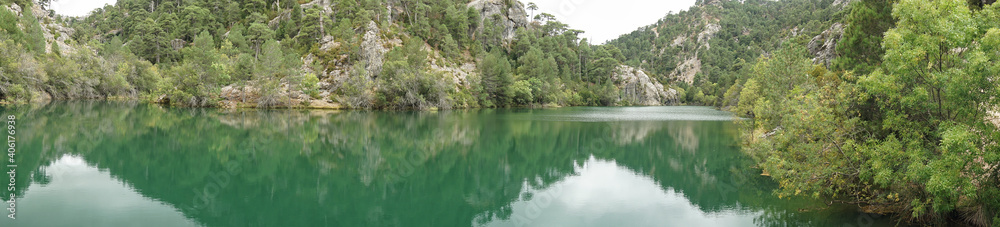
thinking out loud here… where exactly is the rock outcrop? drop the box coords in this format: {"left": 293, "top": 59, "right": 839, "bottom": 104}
{"left": 697, "top": 23, "right": 721, "bottom": 49}
{"left": 6, "top": 4, "right": 78, "bottom": 55}
{"left": 360, "top": 21, "right": 386, "bottom": 79}
{"left": 808, "top": 23, "right": 844, "bottom": 67}
{"left": 670, "top": 56, "right": 702, "bottom": 84}
{"left": 666, "top": 19, "right": 720, "bottom": 84}
{"left": 468, "top": 0, "right": 529, "bottom": 42}
{"left": 989, "top": 110, "right": 999, "bottom": 128}
{"left": 612, "top": 66, "right": 678, "bottom": 106}
{"left": 832, "top": 0, "right": 857, "bottom": 8}
{"left": 4, "top": 3, "right": 20, "bottom": 16}
{"left": 219, "top": 84, "right": 341, "bottom": 109}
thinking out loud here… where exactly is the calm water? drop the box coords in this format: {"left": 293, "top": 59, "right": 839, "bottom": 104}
{"left": 0, "top": 102, "right": 895, "bottom": 227}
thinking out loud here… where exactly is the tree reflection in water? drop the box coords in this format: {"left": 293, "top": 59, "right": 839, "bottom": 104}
{"left": 2, "top": 102, "right": 893, "bottom": 227}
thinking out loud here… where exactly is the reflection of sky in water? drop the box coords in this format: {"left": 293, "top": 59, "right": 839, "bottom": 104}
{"left": 479, "top": 156, "right": 760, "bottom": 227}
{"left": 530, "top": 106, "right": 737, "bottom": 122}
{"left": 1, "top": 155, "right": 199, "bottom": 227}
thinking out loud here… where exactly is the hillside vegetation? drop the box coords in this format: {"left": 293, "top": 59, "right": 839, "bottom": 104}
{"left": 1, "top": 0, "right": 677, "bottom": 109}
{"left": 611, "top": 0, "right": 1000, "bottom": 225}
{"left": 2, "top": 0, "right": 998, "bottom": 225}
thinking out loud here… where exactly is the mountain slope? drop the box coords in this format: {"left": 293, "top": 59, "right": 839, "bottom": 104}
{"left": 0, "top": 0, "right": 677, "bottom": 109}
{"left": 608, "top": 0, "right": 848, "bottom": 106}
{"left": 609, "top": 0, "right": 1000, "bottom": 225}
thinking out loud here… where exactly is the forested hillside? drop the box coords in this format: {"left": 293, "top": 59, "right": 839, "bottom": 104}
{"left": 609, "top": 0, "right": 1000, "bottom": 225}
{"left": 2, "top": 0, "right": 999, "bottom": 224}
{"left": 608, "top": 0, "right": 846, "bottom": 106}
{"left": 0, "top": 0, "right": 678, "bottom": 109}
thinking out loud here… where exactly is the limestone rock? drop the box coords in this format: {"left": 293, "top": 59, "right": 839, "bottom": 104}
{"left": 468, "top": 0, "right": 529, "bottom": 42}
{"left": 319, "top": 35, "right": 341, "bottom": 52}
{"left": 697, "top": 23, "right": 721, "bottom": 49}
{"left": 612, "top": 65, "right": 678, "bottom": 106}
{"left": 221, "top": 85, "right": 260, "bottom": 103}
{"left": 671, "top": 35, "right": 687, "bottom": 47}
{"left": 361, "top": 21, "right": 385, "bottom": 79}
{"left": 665, "top": 17, "right": 719, "bottom": 84}
{"left": 808, "top": 23, "right": 844, "bottom": 67}
{"left": 267, "top": 11, "right": 292, "bottom": 28}
{"left": 171, "top": 39, "right": 187, "bottom": 51}
{"left": 670, "top": 56, "right": 702, "bottom": 84}
{"left": 832, "top": 0, "right": 857, "bottom": 8}
{"left": 7, "top": 3, "right": 21, "bottom": 16}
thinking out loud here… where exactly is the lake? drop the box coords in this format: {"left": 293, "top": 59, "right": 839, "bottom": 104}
{"left": 0, "top": 102, "right": 897, "bottom": 227}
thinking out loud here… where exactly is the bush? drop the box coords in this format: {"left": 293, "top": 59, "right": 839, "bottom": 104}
{"left": 508, "top": 80, "right": 533, "bottom": 105}
{"left": 301, "top": 73, "right": 320, "bottom": 99}
{"left": 339, "top": 64, "right": 375, "bottom": 109}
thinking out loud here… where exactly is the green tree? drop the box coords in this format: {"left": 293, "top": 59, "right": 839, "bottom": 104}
{"left": 247, "top": 22, "right": 275, "bottom": 58}
{"left": 21, "top": 8, "right": 46, "bottom": 54}
{"left": 853, "top": 0, "right": 998, "bottom": 218}
{"left": 833, "top": 0, "right": 896, "bottom": 75}
{"left": 478, "top": 50, "right": 514, "bottom": 107}
{"left": 516, "top": 47, "right": 559, "bottom": 103}
{"left": 295, "top": 6, "right": 323, "bottom": 50}
{"left": 228, "top": 24, "right": 249, "bottom": 53}
{"left": 132, "top": 18, "right": 168, "bottom": 63}
{"left": 181, "top": 5, "right": 214, "bottom": 40}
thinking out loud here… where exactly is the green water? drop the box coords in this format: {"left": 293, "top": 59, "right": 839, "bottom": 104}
{"left": 0, "top": 102, "right": 896, "bottom": 227}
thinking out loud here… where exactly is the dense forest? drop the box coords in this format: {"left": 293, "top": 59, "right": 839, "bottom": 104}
{"left": 609, "top": 0, "right": 1000, "bottom": 225}
{"left": 0, "top": 0, "right": 662, "bottom": 109}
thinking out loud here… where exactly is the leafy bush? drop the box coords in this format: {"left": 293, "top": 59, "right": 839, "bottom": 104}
{"left": 508, "top": 80, "right": 533, "bottom": 105}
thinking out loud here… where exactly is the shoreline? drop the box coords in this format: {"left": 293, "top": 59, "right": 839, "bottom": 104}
{"left": 2, "top": 96, "right": 692, "bottom": 111}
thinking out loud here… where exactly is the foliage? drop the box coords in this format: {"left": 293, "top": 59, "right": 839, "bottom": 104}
{"left": 833, "top": 0, "right": 897, "bottom": 75}
{"left": 477, "top": 50, "right": 514, "bottom": 107}
{"left": 738, "top": 1, "right": 1000, "bottom": 225}
{"left": 609, "top": 0, "right": 841, "bottom": 106}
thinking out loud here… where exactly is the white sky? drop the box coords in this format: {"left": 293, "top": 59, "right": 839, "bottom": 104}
{"left": 49, "top": 0, "right": 697, "bottom": 43}
{"left": 529, "top": 0, "right": 697, "bottom": 43}
{"left": 50, "top": 0, "right": 117, "bottom": 17}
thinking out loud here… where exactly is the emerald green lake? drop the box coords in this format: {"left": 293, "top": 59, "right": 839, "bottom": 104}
{"left": 0, "top": 102, "right": 897, "bottom": 227}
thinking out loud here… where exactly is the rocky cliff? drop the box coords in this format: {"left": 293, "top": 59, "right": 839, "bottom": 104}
{"left": 610, "top": 0, "right": 854, "bottom": 83}
{"left": 808, "top": 23, "right": 844, "bottom": 67}
{"left": 5, "top": 3, "right": 76, "bottom": 55}
{"left": 613, "top": 66, "right": 678, "bottom": 106}
{"left": 468, "top": 0, "right": 529, "bottom": 42}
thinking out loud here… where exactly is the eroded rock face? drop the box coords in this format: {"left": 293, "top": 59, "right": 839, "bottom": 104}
{"left": 670, "top": 56, "right": 701, "bottom": 84}
{"left": 697, "top": 23, "right": 721, "bottom": 49}
{"left": 13, "top": 4, "right": 78, "bottom": 55}
{"left": 361, "top": 21, "right": 385, "bottom": 79}
{"left": 808, "top": 23, "right": 844, "bottom": 67}
{"left": 832, "top": 0, "right": 857, "bottom": 8}
{"left": 468, "top": 0, "right": 529, "bottom": 42}
{"left": 666, "top": 19, "right": 720, "bottom": 85}
{"left": 612, "top": 65, "right": 678, "bottom": 106}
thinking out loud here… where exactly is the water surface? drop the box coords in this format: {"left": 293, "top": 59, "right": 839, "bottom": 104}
{"left": 0, "top": 102, "right": 893, "bottom": 226}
